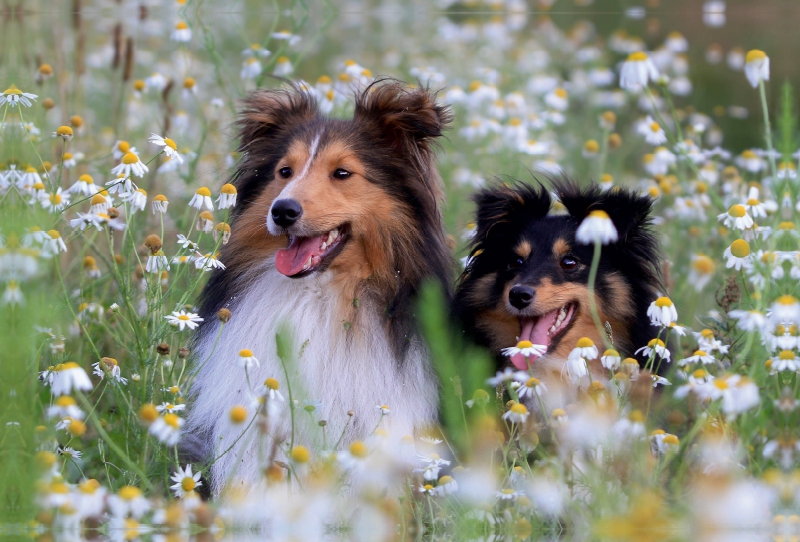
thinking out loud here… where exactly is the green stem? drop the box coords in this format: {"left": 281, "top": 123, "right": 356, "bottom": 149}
{"left": 758, "top": 79, "right": 779, "bottom": 179}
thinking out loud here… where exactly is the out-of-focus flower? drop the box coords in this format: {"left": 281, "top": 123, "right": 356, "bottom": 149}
{"left": 744, "top": 50, "right": 769, "bottom": 88}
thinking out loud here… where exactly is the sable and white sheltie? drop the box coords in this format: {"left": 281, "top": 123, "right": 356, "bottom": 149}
{"left": 183, "top": 80, "right": 453, "bottom": 494}
{"left": 453, "top": 181, "right": 666, "bottom": 407}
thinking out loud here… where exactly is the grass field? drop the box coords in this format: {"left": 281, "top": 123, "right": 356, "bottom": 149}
{"left": 2, "top": 0, "right": 799, "bottom": 540}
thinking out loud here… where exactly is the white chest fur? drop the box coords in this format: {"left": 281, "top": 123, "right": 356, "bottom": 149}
{"left": 185, "top": 264, "right": 439, "bottom": 492}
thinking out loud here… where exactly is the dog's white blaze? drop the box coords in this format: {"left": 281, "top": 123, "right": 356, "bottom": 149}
{"left": 185, "top": 264, "right": 439, "bottom": 493}
{"left": 267, "top": 133, "right": 322, "bottom": 235}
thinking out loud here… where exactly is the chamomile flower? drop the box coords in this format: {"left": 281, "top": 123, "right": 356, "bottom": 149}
{"left": 170, "top": 465, "right": 202, "bottom": 498}
{"left": 564, "top": 355, "right": 589, "bottom": 383}
{"left": 40, "top": 188, "right": 71, "bottom": 212}
{"left": 771, "top": 296, "right": 800, "bottom": 324}
{"left": 111, "top": 153, "right": 149, "bottom": 178}
{"left": 635, "top": 338, "right": 670, "bottom": 361}
{"left": 744, "top": 50, "right": 769, "bottom": 88}
{"left": 151, "top": 194, "right": 169, "bottom": 214}
{"left": 108, "top": 486, "right": 151, "bottom": 519}
{"left": 688, "top": 254, "right": 715, "bottom": 291}
{"left": 165, "top": 310, "right": 203, "bottom": 331}
{"left": 47, "top": 396, "right": 84, "bottom": 420}
{"left": 723, "top": 239, "right": 752, "bottom": 270}
{"left": 718, "top": 204, "right": 754, "bottom": 230}
{"left": 601, "top": 349, "right": 622, "bottom": 371}
{"left": 773, "top": 350, "right": 800, "bottom": 372}
{"left": 92, "top": 357, "right": 128, "bottom": 384}
{"left": 148, "top": 134, "right": 183, "bottom": 163}
{"left": 647, "top": 296, "right": 678, "bottom": 327}
{"left": 145, "top": 251, "right": 170, "bottom": 273}
{"left": 575, "top": 210, "right": 618, "bottom": 244}
{"left": 569, "top": 337, "right": 599, "bottom": 361}
{"left": 171, "top": 21, "right": 191, "bottom": 42}
{"left": 123, "top": 188, "right": 147, "bottom": 213}
{"left": 194, "top": 252, "right": 225, "bottom": 271}
{"left": 53, "top": 125, "right": 74, "bottom": 141}
{"left": 217, "top": 184, "right": 237, "bottom": 209}
{"left": 496, "top": 488, "right": 524, "bottom": 501}
{"left": 271, "top": 30, "right": 301, "bottom": 45}
{"left": 149, "top": 413, "right": 183, "bottom": 446}
{"left": 188, "top": 187, "right": 214, "bottom": 210}
{"left": 274, "top": 56, "right": 293, "bottom": 76}
{"left": 516, "top": 376, "right": 547, "bottom": 399}
{"left": 501, "top": 340, "right": 547, "bottom": 359}
{"left": 69, "top": 174, "right": 97, "bottom": 195}
{"left": 638, "top": 116, "right": 667, "bottom": 145}
{"left": 0, "top": 85, "right": 37, "bottom": 107}
{"left": 44, "top": 230, "right": 67, "bottom": 255}
{"left": 51, "top": 362, "right": 93, "bottom": 396}
{"left": 237, "top": 349, "right": 259, "bottom": 370}
{"left": 619, "top": 52, "right": 659, "bottom": 90}
{"left": 678, "top": 350, "right": 716, "bottom": 367}
{"left": 502, "top": 401, "right": 531, "bottom": 426}
{"left": 240, "top": 57, "right": 263, "bottom": 80}
{"left": 156, "top": 402, "right": 186, "bottom": 414}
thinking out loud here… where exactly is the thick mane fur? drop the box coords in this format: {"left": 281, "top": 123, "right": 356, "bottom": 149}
{"left": 184, "top": 80, "right": 453, "bottom": 494}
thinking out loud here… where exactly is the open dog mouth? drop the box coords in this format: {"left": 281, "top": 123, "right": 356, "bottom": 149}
{"left": 275, "top": 225, "right": 350, "bottom": 277}
{"left": 510, "top": 303, "right": 576, "bottom": 370}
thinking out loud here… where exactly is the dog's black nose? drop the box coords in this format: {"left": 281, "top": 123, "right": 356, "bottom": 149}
{"left": 271, "top": 199, "right": 303, "bottom": 228}
{"left": 509, "top": 285, "right": 535, "bottom": 309}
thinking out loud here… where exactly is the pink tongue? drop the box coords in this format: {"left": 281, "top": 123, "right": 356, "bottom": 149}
{"left": 510, "top": 309, "right": 560, "bottom": 370}
{"left": 275, "top": 234, "right": 327, "bottom": 276}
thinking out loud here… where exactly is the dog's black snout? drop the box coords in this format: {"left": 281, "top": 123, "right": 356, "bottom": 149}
{"left": 271, "top": 199, "right": 303, "bottom": 228}
{"left": 509, "top": 285, "right": 535, "bottom": 309}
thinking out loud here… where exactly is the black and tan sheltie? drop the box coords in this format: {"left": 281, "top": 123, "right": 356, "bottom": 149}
{"left": 183, "top": 80, "right": 453, "bottom": 494}
{"left": 453, "top": 180, "right": 666, "bottom": 406}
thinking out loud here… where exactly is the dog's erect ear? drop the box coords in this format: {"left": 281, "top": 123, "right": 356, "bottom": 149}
{"left": 237, "top": 86, "right": 318, "bottom": 151}
{"left": 354, "top": 80, "right": 452, "bottom": 152}
{"left": 555, "top": 181, "right": 654, "bottom": 241}
{"left": 473, "top": 183, "right": 551, "bottom": 241}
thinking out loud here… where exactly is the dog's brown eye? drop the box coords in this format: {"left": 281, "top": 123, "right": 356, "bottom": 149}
{"left": 279, "top": 167, "right": 292, "bottom": 179}
{"left": 560, "top": 256, "right": 578, "bottom": 271}
{"left": 507, "top": 257, "right": 525, "bottom": 270}
{"left": 333, "top": 168, "right": 351, "bottom": 180}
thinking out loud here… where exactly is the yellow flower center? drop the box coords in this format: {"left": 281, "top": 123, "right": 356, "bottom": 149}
{"left": 525, "top": 377, "right": 540, "bottom": 387}
{"left": 181, "top": 477, "right": 196, "bottom": 492}
{"left": 510, "top": 403, "right": 528, "bottom": 415}
{"left": 714, "top": 379, "right": 729, "bottom": 390}
{"left": 196, "top": 187, "right": 211, "bottom": 197}
{"left": 55, "top": 396, "right": 76, "bottom": 407}
{"left": 183, "top": 78, "right": 195, "bottom": 89}
{"left": 121, "top": 153, "right": 139, "bottom": 165}
{"left": 508, "top": 117, "right": 522, "bottom": 126}
{"left": 729, "top": 239, "right": 751, "bottom": 258}
{"left": 439, "top": 475, "right": 453, "bottom": 485}
{"left": 555, "top": 88, "right": 567, "bottom": 98}
{"left": 647, "top": 339, "right": 665, "bottom": 348}
{"left": 56, "top": 126, "right": 73, "bottom": 137}
{"left": 239, "top": 349, "right": 253, "bottom": 358}
{"left": 139, "top": 404, "right": 158, "bottom": 423}
{"left": 745, "top": 49, "right": 767, "bottom": 63}
{"left": 277, "top": 56, "right": 290, "bottom": 63}
{"left": 49, "top": 193, "right": 61, "bottom": 204}
{"left": 290, "top": 445, "right": 310, "bottom": 463}
{"left": 654, "top": 297, "right": 673, "bottom": 308}
{"left": 517, "top": 340, "right": 533, "bottom": 349}
{"left": 118, "top": 486, "right": 142, "bottom": 500}
{"left": 163, "top": 138, "right": 177, "bottom": 150}
{"left": 779, "top": 221, "right": 796, "bottom": 230}
{"left": 177, "top": 314, "right": 190, "bottom": 321}
{"left": 576, "top": 337, "right": 594, "bottom": 348}
{"left": 779, "top": 350, "right": 795, "bottom": 361}
{"left": 627, "top": 51, "right": 649, "bottom": 61}
{"left": 692, "top": 369, "right": 707, "bottom": 378}
{"left": 175, "top": 21, "right": 188, "bottom": 30}
{"left": 776, "top": 295, "right": 798, "bottom": 306}
{"left": 650, "top": 122, "right": 661, "bottom": 132}
{"left": 349, "top": 441, "right": 368, "bottom": 458}
{"left": 741, "top": 150, "right": 757, "bottom": 159}
{"left": 692, "top": 256, "right": 714, "bottom": 274}
{"left": 229, "top": 406, "right": 247, "bottom": 424}
{"left": 163, "top": 413, "right": 181, "bottom": 429}
{"left": 4, "top": 85, "right": 21, "bottom": 95}
{"left": 663, "top": 434, "right": 679, "bottom": 445}
{"left": 628, "top": 410, "right": 645, "bottom": 423}
{"left": 265, "top": 378, "right": 279, "bottom": 390}
{"left": 587, "top": 210, "right": 610, "bottom": 220}
{"left": 221, "top": 183, "right": 237, "bottom": 194}
{"left": 603, "top": 349, "right": 620, "bottom": 357}
{"left": 584, "top": 139, "right": 599, "bottom": 153}
{"left": 727, "top": 204, "right": 746, "bottom": 218}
